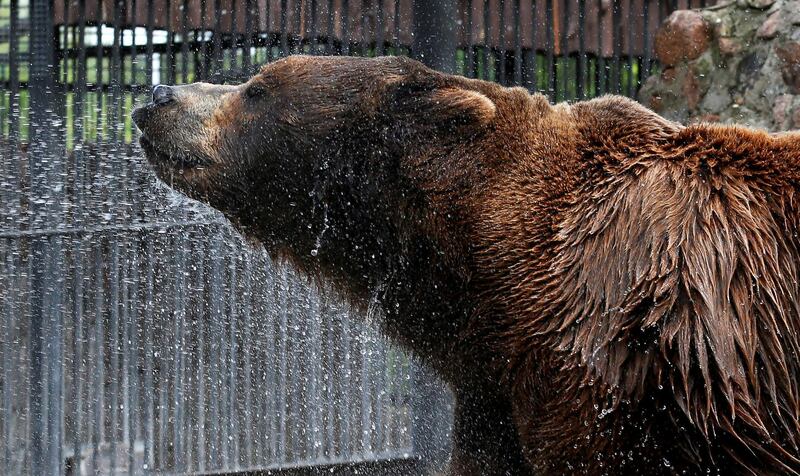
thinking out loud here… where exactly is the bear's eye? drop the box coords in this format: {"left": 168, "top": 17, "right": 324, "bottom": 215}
{"left": 244, "top": 83, "right": 268, "bottom": 100}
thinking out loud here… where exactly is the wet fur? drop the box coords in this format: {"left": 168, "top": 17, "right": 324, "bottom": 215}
{"left": 136, "top": 56, "right": 800, "bottom": 475}
{"left": 478, "top": 101, "right": 800, "bottom": 474}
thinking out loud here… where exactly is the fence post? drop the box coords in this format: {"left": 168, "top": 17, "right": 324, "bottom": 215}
{"left": 27, "top": 0, "right": 65, "bottom": 474}
{"left": 411, "top": 361, "right": 453, "bottom": 474}
{"left": 412, "top": 0, "right": 458, "bottom": 74}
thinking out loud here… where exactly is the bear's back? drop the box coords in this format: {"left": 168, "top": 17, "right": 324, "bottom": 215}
{"left": 477, "top": 98, "right": 800, "bottom": 473}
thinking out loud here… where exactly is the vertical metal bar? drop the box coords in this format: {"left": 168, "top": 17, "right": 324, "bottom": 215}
{"left": 309, "top": 0, "right": 319, "bottom": 55}
{"left": 323, "top": 296, "right": 335, "bottom": 458}
{"left": 657, "top": 0, "right": 664, "bottom": 28}
{"left": 180, "top": 235, "right": 190, "bottom": 472}
{"left": 393, "top": 0, "right": 401, "bottom": 53}
{"left": 280, "top": 0, "right": 289, "bottom": 57}
{"left": 70, "top": 181, "right": 86, "bottom": 475}
{"left": 61, "top": 0, "right": 74, "bottom": 127}
{"left": 171, "top": 230, "right": 187, "bottom": 472}
{"left": 219, "top": 241, "right": 232, "bottom": 468}
{"left": 209, "top": 230, "right": 224, "bottom": 469}
{"left": 130, "top": 0, "right": 141, "bottom": 106}
{"left": 90, "top": 239, "right": 105, "bottom": 475}
{"left": 326, "top": 0, "right": 335, "bottom": 54}
{"left": 166, "top": 0, "right": 177, "bottom": 84}
{"left": 376, "top": 0, "right": 385, "bottom": 55}
{"left": 361, "top": 0, "right": 369, "bottom": 55}
{"left": 61, "top": 0, "right": 70, "bottom": 149}
{"left": 339, "top": 305, "right": 352, "bottom": 455}
{"left": 482, "top": 0, "right": 491, "bottom": 81}
{"left": 109, "top": 239, "right": 121, "bottom": 475}
{"left": 0, "top": 244, "right": 7, "bottom": 470}
{"left": 309, "top": 287, "right": 323, "bottom": 460}
{"left": 27, "top": 1, "right": 62, "bottom": 473}
{"left": 577, "top": 0, "right": 586, "bottom": 99}
{"left": 611, "top": 0, "right": 621, "bottom": 94}
{"left": 241, "top": 256, "right": 254, "bottom": 467}
{"left": 342, "top": 0, "right": 351, "bottom": 55}
{"left": 2, "top": 33, "right": 22, "bottom": 476}
{"left": 143, "top": 237, "right": 155, "bottom": 473}
{"left": 465, "top": 0, "right": 475, "bottom": 78}
{"left": 264, "top": 0, "right": 273, "bottom": 62}
{"left": 7, "top": 0, "right": 19, "bottom": 154}
{"left": 47, "top": 241, "right": 66, "bottom": 476}
{"left": 374, "top": 338, "right": 387, "bottom": 453}
{"left": 288, "top": 277, "right": 302, "bottom": 459}
{"left": 642, "top": 0, "right": 652, "bottom": 82}
{"left": 126, "top": 240, "right": 140, "bottom": 474}
{"left": 74, "top": 0, "right": 87, "bottom": 145}
{"left": 248, "top": 259, "right": 264, "bottom": 466}
{"left": 226, "top": 253, "right": 239, "bottom": 466}
{"left": 559, "top": 0, "right": 569, "bottom": 100}
{"left": 412, "top": 0, "right": 458, "bottom": 73}
{"left": 498, "top": 0, "right": 507, "bottom": 84}
{"left": 411, "top": 363, "right": 451, "bottom": 473}
{"left": 146, "top": 0, "right": 155, "bottom": 86}
{"left": 106, "top": 10, "right": 123, "bottom": 462}
{"left": 1, "top": 242, "right": 16, "bottom": 474}
{"left": 192, "top": 239, "right": 208, "bottom": 472}
{"left": 179, "top": 236, "right": 193, "bottom": 473}
{"left": 111, "top": 0, "right": 123, "bottom": 141}
{"left": 525, "top": 0, "right": 538, "bottom": 91}
{"left": 359, "top": 330, "right": 372, "bottom": 454}
{"left": 156, "top": 248, "right": 170, "bottom": 472}
{"left": 292, "top": 0, "right": 301, "bottom": 53}
{"left": 199, "top": 0, "right": 209, "bottom": 80}
{"left": 514, "top": 0, "right": 522, "bottom": 85}
{"left": 119, "top": 255, "right": 131, "bottom": 472}
{"left": 244, "top": 0, "right": 255, "bottom": 68}
{"left": 94, "top": 0, "right": 105, "bottom": 140}
{"left": 277, "top": 269, "right": 289, "bottom": 462}
{"left": 265, "top": 263, "right": 278, "bottom": 462}
{"left": 626, "top": 0, "right": 634, "bottom": 97}
{"left": 231, "top": 0, "right": 240, "bottom": 68}
{"left": 596, "top": 0, "right": 605, "bottom": 95}
{"left": 181, "top": 0, "right": 190, "bottom": 83}
{"left": 545, "top": 0, "right": 555, "bottom": 101}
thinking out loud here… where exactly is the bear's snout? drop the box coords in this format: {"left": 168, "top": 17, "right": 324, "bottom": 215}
{"left": 131, "top": 85, "right": 178, "bottom": 131}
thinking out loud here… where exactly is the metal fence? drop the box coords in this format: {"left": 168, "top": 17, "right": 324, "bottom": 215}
{"left": 1, "top": 142, "right": 439, "bottom": 476}
{"left": 1, "top": 0, "right": 709, "bottom": 474}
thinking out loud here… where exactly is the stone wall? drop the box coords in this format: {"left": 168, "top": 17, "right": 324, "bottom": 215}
{"left": 638, "top": 0, "right": 800, "bottom": 131}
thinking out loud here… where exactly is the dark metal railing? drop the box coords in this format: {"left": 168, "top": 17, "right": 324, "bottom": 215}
{"left": 1, "top": 142, "right": 432, "bottom": 475}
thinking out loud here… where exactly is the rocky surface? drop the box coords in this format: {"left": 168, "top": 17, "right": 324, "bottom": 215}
{"left": 639, "top": 0, "right": 800, "bottom": 131}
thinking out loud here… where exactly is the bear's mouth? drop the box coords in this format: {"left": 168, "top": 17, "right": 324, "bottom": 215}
{"left": 139, "top": 136, "right": 213, "bottom": 171}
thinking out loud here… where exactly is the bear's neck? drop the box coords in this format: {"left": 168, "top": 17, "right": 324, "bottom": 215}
{"left": 214, "top": 142, "right": 485, "bottom": 380}
{"left": 282, "top": 149, "right": 480, "bottom": 376}
{"left": 305, "top": 147, "right": 486, "bottom": 379}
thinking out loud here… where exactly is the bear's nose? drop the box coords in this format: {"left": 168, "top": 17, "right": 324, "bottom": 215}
{"left": 152, "top": 84, "right": 175, "bottom": 106}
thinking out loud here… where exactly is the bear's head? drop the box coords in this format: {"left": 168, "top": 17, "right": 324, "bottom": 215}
{"left": 132, "top": 55, "right": 511, "bottom": 299}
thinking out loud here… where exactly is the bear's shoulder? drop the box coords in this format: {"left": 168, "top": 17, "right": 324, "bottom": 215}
{"left": 515, "top": 118, "right": 800, "bottom": 469}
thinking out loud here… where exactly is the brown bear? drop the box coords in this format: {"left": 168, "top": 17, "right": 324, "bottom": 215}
{"left": 132, "top": 55, "right": 800, "bottom": 475}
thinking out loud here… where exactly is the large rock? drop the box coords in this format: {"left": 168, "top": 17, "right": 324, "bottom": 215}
{"left": 776, "top": 41, "right": 800, "bottom": 93}
{"left": 654, "top": 11, "right": 711, "bottom": 66}
{"left": 640, "top": 0, "right": 800, "bottom": 132}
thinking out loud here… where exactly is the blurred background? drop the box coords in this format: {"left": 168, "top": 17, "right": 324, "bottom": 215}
{"left": 3, "top": 0, "right": 785, "bottom": 474}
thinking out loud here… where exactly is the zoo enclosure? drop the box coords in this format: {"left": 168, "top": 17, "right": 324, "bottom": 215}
{"left": 1, "top": 0, "right": 714, "bottom": 474}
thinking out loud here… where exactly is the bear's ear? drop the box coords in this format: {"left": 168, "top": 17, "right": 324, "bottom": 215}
{"left": 388, "top": 80, "right": 497, "bottom": 131}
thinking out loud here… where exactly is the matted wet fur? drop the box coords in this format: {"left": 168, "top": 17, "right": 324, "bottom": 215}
{"left": 132, "top": 55, "right": 800, "bottom": 475}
